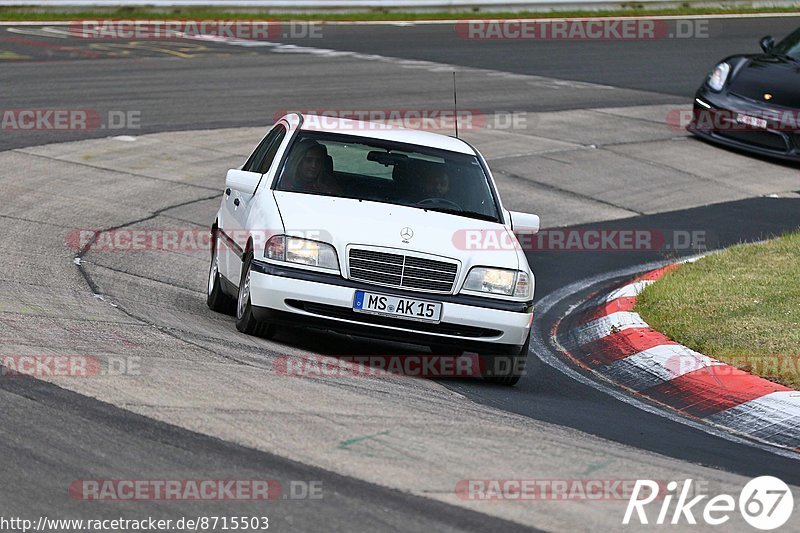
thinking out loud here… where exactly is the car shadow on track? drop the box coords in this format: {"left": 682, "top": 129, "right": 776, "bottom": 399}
{"left": 268, "top": 325, "right": 487, "bottom": 384}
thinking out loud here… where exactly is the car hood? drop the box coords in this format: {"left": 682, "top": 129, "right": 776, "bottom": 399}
{"left": 728, "top": 55, "right": 800, "bottom": 108}
{"left": 272, "top": 191, "right": 522, "bottom": 272}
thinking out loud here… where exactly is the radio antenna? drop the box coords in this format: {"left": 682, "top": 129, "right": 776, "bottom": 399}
{"left": 452, "top": 71, "right": 459, "bottom": 139}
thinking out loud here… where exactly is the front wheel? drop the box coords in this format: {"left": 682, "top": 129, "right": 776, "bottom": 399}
{"left": 479, "top": 334, "right": 530, "bottom": 386}
{"left": 207, "top": 229, "right": 235, "bottom": 314}
{"left": 236, "top": 252, "right": 275, "bottom": 338}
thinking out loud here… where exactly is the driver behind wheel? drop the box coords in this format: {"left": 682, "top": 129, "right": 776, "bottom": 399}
{"left": 423, "top": 163, "right": 450, "bottom": 198}
{"left": 402, "top": 160, "right": 450, "bottom": 202}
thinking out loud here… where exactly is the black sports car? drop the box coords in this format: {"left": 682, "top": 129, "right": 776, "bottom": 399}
{"left": 689, "top": 28, "right": 800, "bottom": 162}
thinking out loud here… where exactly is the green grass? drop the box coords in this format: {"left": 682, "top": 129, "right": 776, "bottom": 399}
{"left": 636, "top": 231, "right": 800, "bottom": 389}
{"left": 1, "top": 6, "right": 800, "bottom": 21}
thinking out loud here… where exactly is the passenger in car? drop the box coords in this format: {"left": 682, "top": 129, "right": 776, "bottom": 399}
{"left": 283, "top": 139, "right": 341, "bottom": 195}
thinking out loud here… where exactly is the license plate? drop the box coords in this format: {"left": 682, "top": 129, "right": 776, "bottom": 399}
{"left": 353, "top": 290, "right": 442, "bottom": 323}
{"left": 736, "top": 113, "right": 767, "bottom": 129}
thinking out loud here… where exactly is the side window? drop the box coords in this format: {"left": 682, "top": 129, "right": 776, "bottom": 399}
{"left": 242, "top": 125, "right": 286, "bottom": 172}
{"left": 255, "top": 125, "right": 286, "bottom": 174}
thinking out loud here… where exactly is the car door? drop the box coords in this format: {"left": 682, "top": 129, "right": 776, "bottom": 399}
{"left": 223, "top": 123, "right": 288, "bottom": 286}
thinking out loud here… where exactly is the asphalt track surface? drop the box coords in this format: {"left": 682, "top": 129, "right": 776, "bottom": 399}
{"left": 0, "top": 375, "right": 534, "bottom": 533}
{"left": 1, "top": 15, "right": 800, "bottom": 532}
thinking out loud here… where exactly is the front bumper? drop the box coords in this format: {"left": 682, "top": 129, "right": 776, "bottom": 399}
{"left": 688, "top": 88, "right": 800, "bottom": 162}
{"left": 248, "top": 260, "right": 533, "bottom": 351}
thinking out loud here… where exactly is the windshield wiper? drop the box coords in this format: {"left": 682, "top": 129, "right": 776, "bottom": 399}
{"left": 418, "top": 206, "right": 499, "bottom": 223}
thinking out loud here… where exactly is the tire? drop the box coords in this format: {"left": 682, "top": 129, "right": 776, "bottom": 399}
{"left": 236, "top": 251, "right": 275, "bottom": 338}
{"left": 478, "top": 334, "right": 530, "bottom": 386}
{"left": 207, "top": 228, "right": 235, "bottom": 314}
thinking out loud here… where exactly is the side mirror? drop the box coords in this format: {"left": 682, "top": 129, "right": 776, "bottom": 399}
{"left": 226, "top": 169, "right": 261, "bottom": 195}
{"left": 508, "top": 211, "right": 540, "bottom": 234}
{"left": 759, "top": 35, "right": 775, "bottom": 53}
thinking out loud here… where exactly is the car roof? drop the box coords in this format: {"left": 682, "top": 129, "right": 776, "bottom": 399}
{"left": 292, "top": 113, "right": 476, "bottom": 155}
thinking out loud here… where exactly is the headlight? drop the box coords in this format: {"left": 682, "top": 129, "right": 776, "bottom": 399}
{"left": 707, "top": 62, "right": 730, "bottom": 91}
{"left": 265, "top": 235, "right": 339, "bottom": 271}
{"left": 463, "top": 267, "right": 532, "bottom": 298}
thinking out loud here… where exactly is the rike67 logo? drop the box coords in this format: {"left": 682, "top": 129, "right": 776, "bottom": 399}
{"left": 623, "top": 477, "right": 794, "bottom": 530}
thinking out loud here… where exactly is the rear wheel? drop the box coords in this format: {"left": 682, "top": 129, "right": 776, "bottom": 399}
{"left": 236, "top": 252, "right": 275, "bottom": 338}
{"left": 479, "top": 334, "right": 530, "bottom": 386}
{"left": 207, "top": 228, "right": 235, "bottom": 314}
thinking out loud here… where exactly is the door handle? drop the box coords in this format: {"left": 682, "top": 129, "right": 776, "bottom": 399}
{"left": 225, "top": 188, "right": 231, "bottom": 196}
{"left": 233, "top": 198, "right": 240, "bottom": 207}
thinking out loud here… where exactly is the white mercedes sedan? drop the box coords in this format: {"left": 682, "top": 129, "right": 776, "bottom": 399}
{"left": 207, "top": 113, "right": 540, "bottom": 385}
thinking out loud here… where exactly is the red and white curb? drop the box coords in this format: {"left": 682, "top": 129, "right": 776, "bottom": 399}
{"left": 558, "top": 262, "right": 800, "bottom": 451}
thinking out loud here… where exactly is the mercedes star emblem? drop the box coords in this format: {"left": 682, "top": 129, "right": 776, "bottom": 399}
{"left": 400, "top": 227, "right": 414, "bottom": 242}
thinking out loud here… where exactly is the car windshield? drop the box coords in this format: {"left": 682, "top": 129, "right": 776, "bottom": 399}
{"left": 274, "top": 131, "right": 501, "bottom": 222}
{"left": 772, "top": 27, "right": 800, "bottom": 60}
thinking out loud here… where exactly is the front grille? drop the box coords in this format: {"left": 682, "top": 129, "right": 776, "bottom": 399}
{"left": 716, "top": 130, "right": 789, "bottom": 152}
{"left": 286, "top": 300, "right": 502, "bottom": 338}
{"left": 348, "top": 248, "right": 458, "bottom": 293}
